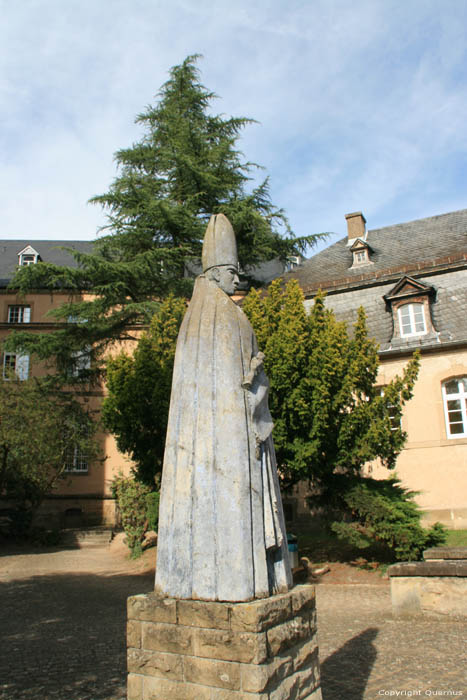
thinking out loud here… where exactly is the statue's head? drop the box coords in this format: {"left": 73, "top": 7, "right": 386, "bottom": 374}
{"left": 206, "top": 265, "right": 239, "bottom": 296}
{"left": 202, "top": 214, "right": 239, "bottom": 295}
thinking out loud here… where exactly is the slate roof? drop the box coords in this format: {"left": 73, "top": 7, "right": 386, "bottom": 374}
{"left": 287, "top": 209, "right": 467, "bottom": 294}
{"left": 288, "top": 209, "right": 467, "bottom": 354}
{"left": 0, "top": 240, "right": 94, "bottom": 287}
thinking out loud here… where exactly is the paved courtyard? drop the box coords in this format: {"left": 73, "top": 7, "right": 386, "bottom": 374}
{"left": 0, "top": 545, "right": 465, "bottom": 699}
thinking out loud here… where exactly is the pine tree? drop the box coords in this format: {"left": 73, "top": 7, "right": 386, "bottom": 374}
{"left": 7, "top": 55, "right": 323, "bottom": 382}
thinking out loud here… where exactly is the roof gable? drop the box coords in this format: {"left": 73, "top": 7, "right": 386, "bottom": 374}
{"left": 349, "top": 238, "right": 373, "bottom": 252}
{"left": 17, "top": 244, "right": 40, "bottom": 257}
{"left": 384, "top": 276, "right": 435, "bottom": 302}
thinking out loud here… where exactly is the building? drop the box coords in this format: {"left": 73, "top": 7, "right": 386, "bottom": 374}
{"left": 0, "top": 240, "right": 132, "bottom": 528}
{"left": 285, "top": 209, "right": 467, "bottom": 529}
{"left": 0, "top": 239, "right": 298, "bottom": 531}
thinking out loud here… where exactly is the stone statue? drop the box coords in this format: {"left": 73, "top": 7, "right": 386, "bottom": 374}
{"left": 155, "top": 214, "right": 292, "bottom": 601}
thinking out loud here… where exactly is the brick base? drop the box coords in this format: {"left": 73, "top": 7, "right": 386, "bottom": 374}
{"left": 127, "top": 585, "right": 322, "bottom": 699}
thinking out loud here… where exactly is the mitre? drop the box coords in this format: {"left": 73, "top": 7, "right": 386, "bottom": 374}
{"left": 202, "top": 214, "right": 238, "bottom": 272}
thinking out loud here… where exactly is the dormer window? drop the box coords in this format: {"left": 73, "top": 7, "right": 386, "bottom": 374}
{"left": 349, "top": 239, "right": 372, "bottom": 268}
{"left": 384, "top": 276, "right": 436, "bottom": 343}
{"left": 285, "top": 255, "right": 301, "bottom": 272}
{"left": 18, "top": 245, "right": 40, "bottom": 266}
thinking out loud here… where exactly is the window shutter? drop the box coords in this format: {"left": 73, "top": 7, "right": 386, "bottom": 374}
{"left": 16, "top": 354, "right": 30, "bottom": 381}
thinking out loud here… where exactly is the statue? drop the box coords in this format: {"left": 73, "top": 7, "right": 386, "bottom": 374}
{"left": 155, "top": 214, "right": 292, "bottom": 601}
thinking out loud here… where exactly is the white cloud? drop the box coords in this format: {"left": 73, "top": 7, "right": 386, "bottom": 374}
{"left": 1, "top": 0, "right": 466, "bottom": 243}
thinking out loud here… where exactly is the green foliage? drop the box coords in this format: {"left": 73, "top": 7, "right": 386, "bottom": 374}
{"left": 330, "top": 477, "right": 447, "bottom": 561}
{"left": 6, "top": 55, "right": 324, "bottom": 384}
{"left": 146, "top": 491, "right": 160, "bottom": 533}
{"left": 243, "top": 279, "right": 420, "bottom": 491}
{"left": 0, "top": 377, "right": 97, "bottom": 533}
{"left": 244, "top": 279, "right": 430, "bottom": 560}
{"left": 102, "top": 295, "right": 186, "bottom": 484}
{"left": 111, "top": 474, "right": 159, "bottom": 558}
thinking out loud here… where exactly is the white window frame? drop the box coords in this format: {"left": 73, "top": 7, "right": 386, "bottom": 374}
{"left": 2, "top": 353, "right": 29, "bottom": 380}
{"left": 397, "top": 303, "right": 427, "bottom": 337}
{"left": 20, "top": 254, "right": 36, "bottom": 266}
{"left": 64, "top": 445, "right": 89, "bottom": 473}
{"left": 442, "top": 378, "right": 467, "bottom": 439}
{"left": 8, "top": 305, "right": 31, "bottom": 323}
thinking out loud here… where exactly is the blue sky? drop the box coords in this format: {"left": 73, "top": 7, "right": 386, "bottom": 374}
{"left": 1, "top": 0, "right": 467, "bottom": 254}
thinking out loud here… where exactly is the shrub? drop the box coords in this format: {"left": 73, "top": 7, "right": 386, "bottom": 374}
{"left": 329, "top": 476, "right": 447, "bottom": 561}
{"left": 112, "top": 475, "right": 159, "bottom": 558}
{"left": 146, "top": 491, "right": 160, "bottom": 533}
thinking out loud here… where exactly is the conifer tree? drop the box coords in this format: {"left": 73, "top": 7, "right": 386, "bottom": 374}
{"left": 242, "top": 279, "right": 420, "bottom": 494}
{"left": 6, "top": 56, "right": 323, "bottom": 382}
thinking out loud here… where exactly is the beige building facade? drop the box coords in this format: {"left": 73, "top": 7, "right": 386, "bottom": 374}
{"left": 288, "top": 209, "right": 467, "bottom": 529}
{"left": 0, "top": 241, "right": 133, "bottom": 528}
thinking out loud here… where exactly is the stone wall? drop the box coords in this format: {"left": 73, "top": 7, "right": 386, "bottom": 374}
{"left": 389, "top": 551, "right": 467, "bottom": 617}
{"left": 127, "top": 585, "right": 321, "bottom": 699}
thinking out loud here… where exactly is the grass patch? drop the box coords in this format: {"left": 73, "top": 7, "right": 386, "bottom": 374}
{"left": 296, "top": 526, "right": 465, "bottom": 565}
{"left": 445, "top": 529, "right": 467, "bottom": 547}
{"left": 297, "top": 528, "right": 389, "bottom": 565}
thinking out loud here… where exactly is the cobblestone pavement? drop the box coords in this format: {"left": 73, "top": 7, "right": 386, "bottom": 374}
{"left": 316, "top": 584, "right": 466, "bottom": 700}
{"left": 0, "top": 547, "right": 465, "bottom": 699}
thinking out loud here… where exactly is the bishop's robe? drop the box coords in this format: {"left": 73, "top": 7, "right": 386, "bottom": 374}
{"left": 155, "top": 275, "right": 292, "bottom": 601}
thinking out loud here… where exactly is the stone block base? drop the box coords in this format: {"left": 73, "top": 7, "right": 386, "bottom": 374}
{"left": 390, "top": 575, "right": 467, "bottom": 616}
{"left": 127, "top": 585, "right": 322, "bottom": 699}
{"left": 389, "top": 557, "right": 467, "bottom": 617}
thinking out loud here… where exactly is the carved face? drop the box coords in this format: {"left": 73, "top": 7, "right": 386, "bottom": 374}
{"left": 212, "top": 265, "right": 239, "bottom": 296}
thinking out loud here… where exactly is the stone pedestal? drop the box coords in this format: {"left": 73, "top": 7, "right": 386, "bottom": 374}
{"left": 127, "top": 585, "right": 322, "bottom": 699}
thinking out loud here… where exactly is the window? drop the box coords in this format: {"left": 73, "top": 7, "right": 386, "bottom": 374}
{"left": 442, "top": 378, "right": 467, "bottom": 438}
{"left": 353, "top": 249, "right": 369, "bottom": 265}
{"left": 64, "top": 445, "right": 88, "bottom": 473}
{"left": 397, "top": 303, "right": 426, "bottom": 337}
{"left": 378, "top": 387, "right": 401, "bottom": 431}
{"left": 67, "top": 315, "right": 88, "bottom": 324}
{"left": 20, "top": 254, "right": 36, "bottom": 266}
{"left": 285, "top": 256, "right": 300, "bottom": 272}
{"left": 8, "top": 305, "right": 31, "bottom": 323}
{"left": 3, "top": 353, "right": 16, "bottom": 378}
{"left": 2, "top": 353, "right": 29, "bottom": 380}
{"left": 69, "top": 349, "right": 91, "bottom": 377}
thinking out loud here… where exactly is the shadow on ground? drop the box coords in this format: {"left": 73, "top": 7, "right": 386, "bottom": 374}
{"left": 320, "top": 627, "right": 379, "bottom": 700}
{"left": 1, "top": 561, "right": 379, "bottom": 700}
{"left": 0, "top": 569, "right": 154, "bottom": 700}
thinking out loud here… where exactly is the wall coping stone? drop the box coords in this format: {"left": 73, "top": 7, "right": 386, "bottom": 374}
{"left": 388, "top": 560, "right": 467, "bottom": 577}
{"left": 423, "top": 547, "right": 467, "bottom": 560}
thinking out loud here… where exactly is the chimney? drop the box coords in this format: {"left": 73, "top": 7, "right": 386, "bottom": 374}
{"left": 345, "top": 212, "right": 366, "bottom": 244}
